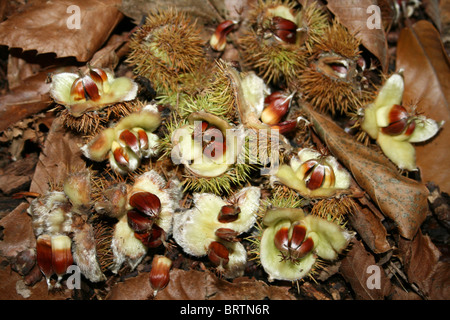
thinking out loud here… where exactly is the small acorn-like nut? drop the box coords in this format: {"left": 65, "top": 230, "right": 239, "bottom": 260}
{"left": 112, "top": 141, "right": 129, "bottom": 167}
{"left": 290, "top": 236, "right": 314, "bottom": 260}
{"left": 129, "top": 170, "right": 182, "bottom": 241}
{"left": 36, "top": 235, "right": 53, "bottom": 285}
{"left": 129, "top": 191, "right": 162, "bottom": 218}
{"left": 149, "top": 255, "right": 172, "bottom": 296}
{"left": 88, "top": 65, "right": 109, "bottom": 92}
{"left": 202, "top": 126, "right": 227, "bottom": 159}
{"left": 135, "top": 224, "right": 165, "bottom": 248}
{"left": 296, "top": 159, "right": 318, "bottom": 180}
{"left": 273, "top": 221, "right": 313, "bottom": 260}
{"left": 304, "top": 163, "right": 325, "bottom": 190}
{"left": 118, "top": 129, "right": 141, "bottom": 156}
{"left": 217, "top": 205, "right": 241, "bottom": 223}
{"left": 51, "top": 235, "right": 73, "bottom": 287}
{"left": 70, "top": 77, "right": 88, "bottom": 102}
{"left": 321, "top": 165, "right": 336, "bottom": 189}
{"left": 136, "top": 128, "right": 149, "bottom": 150}
{"left": 110, "top": 140, "right": 141, "bottom": 174}
{"left": 210, "top": 20, "right": 237, "bottom": 51}
{"left": 270, "top": 119, "right": 298, "bottom": 134}
{"left": 127, "top": 209, "right": 154, "bottom": 233}
{"left": 288, "top": 222, "right": 307, "bottom": 252}
{"left": 273, "top": 225, "right": 290, "bottom": 254}
{"left": 203, "top": 139, "right": 227, "bottom": 159}
{"left": 51, "top": 235, "right": 73, "bottom": 276}
{"left": 215, "top": 228, "right": 240, "bottom": 242}
{"left": 271, "top": 16, "right": 298, "bottom": 44}
{"left": 207, "top": 241, "right": 230, "bottom": 268}
{"left": 89, "top": 66, "right": 108, "bottom": 83}
{"left": 261, "top": 91, "right": 294, "bottom": 125}
{"left": 298, "top": 159, "right": 336, "bottom": 191}
{"left": 70, "top": 73, "right": 101, "bottom": 102}
{"left": 379, "top": 104, "right": 412, "bottom": 136}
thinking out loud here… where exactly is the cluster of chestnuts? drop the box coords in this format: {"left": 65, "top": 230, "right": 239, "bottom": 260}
{"left": 24, "top": 0, "right": 443, "bottom": 297}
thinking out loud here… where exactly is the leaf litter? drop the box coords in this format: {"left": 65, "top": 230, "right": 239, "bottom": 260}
{"left": 0, "top": 0, "right": 448, "bottom": 301}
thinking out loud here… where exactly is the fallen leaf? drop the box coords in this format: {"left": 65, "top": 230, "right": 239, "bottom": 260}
{"left": 300, "top": 102, "right": 430, "bottom": 240}
{"left": 29, "top": 117, "right": 86, "bottom": 196}
{"left": 424, "top": 261, "right": 450, "bottom": 300}
{"left": 396, "top": 19, "right": 450, "bottom": 195}
{"left": 326, "top": 0, "right": 389, "bottom": 72}
{"left": 422, "top": 0, "right": 442, "bottom": 31}
{"left": 427, "top": 183, "right": 450, "bottom": 229}
{"left": 348, "top": 201, "right": 391, "bottom": 254}
{"left": 0, "top": 0, "right": 123, "bottom": 62}
{"left": 87, "top": 33, "right": 131, "bottom": 71}
{"left": 0, "top": 202, "right": 35, "bottom": 259}
{"left": 339, "top": 239, "right": 392, "bottom": 300}
{"left": 0, "top": 257, "right": 72, "bottom": 300}
{"left": 106, "top": 268, "right": 296, "bottom": 300}
{"left": 0, "top": 153, "right": 38, "bottom": 195}
{"left": 6, "top": 53, "right": 42, "bottom": 90}
{"left": 398, "top": 230, "right": 449, "bottom": 299}
{"left": 0, "top": 71, "right": 53, "bottom": 132}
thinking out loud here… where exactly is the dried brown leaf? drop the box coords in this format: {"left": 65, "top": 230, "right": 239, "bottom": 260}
{"left": 0, "top": 0, "right": 123, "bottom": 62}
{"left": 348, "top": 201, "right": 391, "bottom": 254}
{"left": 0, "top": 202, "right": 35, "bottom": 259}
{"left": 396, "top": 20, "right": 450, "bottom": 195}
{"left": 339, "top": 239, "right": 392, "bottom": 300}
{"left": 0, "top": 153, "right": 38, "bottom": 195}
{"left": 0, "top": 257, "right": 71, "bottom": 300}
{"left": 7, "top": 54, "right": 42, "bottom": 90}
{"left": 107, "top": 269, "right": 296, "bottom": 300}
{"left": 326, "top": 0, "right": 389, "bottom": 71}
{"left": 0, "top": 70, "right": 53, "bottom": 132}
{"left": 398, "top": 230, "right": 449, "bottom": 299}
{"left": 301, "top": 103, "right": 430, "bottom": 240}
{"left": 422, "top": 0, "right": 442, "bottom": 31}
{"left": 29, "top": 117, "right": 86, "bottom": 195}
{"left": 87, "top": 33, "right": 130, "bottom": 71}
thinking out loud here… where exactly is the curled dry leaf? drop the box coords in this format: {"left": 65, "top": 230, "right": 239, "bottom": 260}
{"left": 326, "top": 0, "right": 388, "bottom": 72}
{"left": 300, "top": 102, "right": 430, "bottom": 240}
{"left": 0, "top": 0, "right": 123, "bottom": 62}
{"left": 396, "top": 20, "right": 450, "bottom": 195}
{"left": 339, "top": 239, "right": 392, "bottom": 300}
{"left": 348, "top": 200, "right": 391, "bottom": 254}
